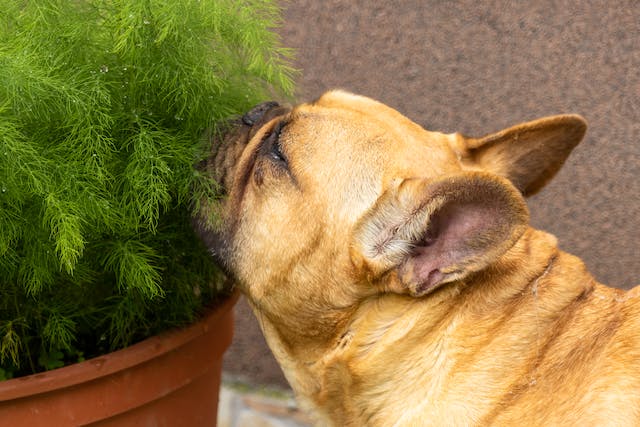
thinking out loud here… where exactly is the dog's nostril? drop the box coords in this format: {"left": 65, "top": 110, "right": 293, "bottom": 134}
{"left": 242, "top": 101, "right": 280, "bottom": 126}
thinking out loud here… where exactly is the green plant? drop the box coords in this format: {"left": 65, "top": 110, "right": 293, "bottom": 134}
{"left": 0, "top": 0, "right": 294, "bottom": 378}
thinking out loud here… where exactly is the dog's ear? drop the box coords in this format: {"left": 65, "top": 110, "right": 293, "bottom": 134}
{"left": 352, "top": 172, "right": 529, "bottom": 297}
{"left": 453, "top": 115, "right": 587, "bottom": 196}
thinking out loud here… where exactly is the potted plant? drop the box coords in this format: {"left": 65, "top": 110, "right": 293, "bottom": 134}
{"left": 0, "top": 0, "right": 294, "bottom": 425}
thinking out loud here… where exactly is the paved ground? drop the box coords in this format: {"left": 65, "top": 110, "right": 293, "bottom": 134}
{"left": 218, "top": 377, "right": 311, "bottom": 427}
{"left": 224, "top": 0, "right": 640, "bottom": 391}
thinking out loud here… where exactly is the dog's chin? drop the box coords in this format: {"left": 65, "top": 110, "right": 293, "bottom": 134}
{"left": 192, "top": 117, "right": 250, "bottom": 267}
{"left": 191, "top": 214, "right": 235, "bottom": 276}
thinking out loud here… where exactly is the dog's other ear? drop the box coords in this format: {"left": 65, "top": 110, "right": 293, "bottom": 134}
{"left": 453, "top": 115, "right": 587, "bottom": 197}
{"left": 352, "top": 172, "right": 529, "bottom": 297}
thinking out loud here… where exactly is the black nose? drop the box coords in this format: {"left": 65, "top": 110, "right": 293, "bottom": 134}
{"left": 241, "top": 101, "right": 280, "bottom": 126}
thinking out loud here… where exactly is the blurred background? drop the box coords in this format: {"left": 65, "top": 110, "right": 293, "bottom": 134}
{"left": 224, "top": 0, "right": 639, "bottom": 389}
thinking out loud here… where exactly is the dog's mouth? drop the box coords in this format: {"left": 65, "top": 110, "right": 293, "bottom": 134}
{"left": 192, "top": 101, "right": 290, "bottom": 266}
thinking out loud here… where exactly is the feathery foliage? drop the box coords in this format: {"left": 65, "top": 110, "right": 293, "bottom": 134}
{"left": 0, "top": 0, "right": 295, "bottom": 379}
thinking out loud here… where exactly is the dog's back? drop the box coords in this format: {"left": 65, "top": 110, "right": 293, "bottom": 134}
{"left": 323, "top": 228, "right": 640, "bottom": 426}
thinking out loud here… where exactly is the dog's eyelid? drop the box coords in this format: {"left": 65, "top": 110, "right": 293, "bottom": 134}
{"left": 272, "top": 121, "right": 288, "bottom": 162}
{"left": 258, "top": 120, "right": 290, "bottom": 169}
{"left": 270, "top": 138, "right": 287, "bottom": 164}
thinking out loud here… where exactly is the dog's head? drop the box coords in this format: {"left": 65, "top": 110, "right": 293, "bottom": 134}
{"left": 195, "top": 90, "right": 586, "bottom": 333}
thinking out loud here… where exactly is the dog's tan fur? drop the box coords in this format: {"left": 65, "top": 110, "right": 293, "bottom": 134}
{"left": 196, "top": 91, "right": 640, "bottom": 426}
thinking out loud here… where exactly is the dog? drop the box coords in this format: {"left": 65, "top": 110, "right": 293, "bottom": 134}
{"left": 194, "top": 90, "right": 640, "bottom": 426}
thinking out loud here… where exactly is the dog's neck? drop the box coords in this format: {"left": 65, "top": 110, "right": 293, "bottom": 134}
{"left": 249, "top": 227, "right": 604, "bottom": 424}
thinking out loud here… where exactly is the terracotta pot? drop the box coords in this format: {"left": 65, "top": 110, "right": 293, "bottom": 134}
{"left": 0, "top": 291, "right": 239, "bottom": 427}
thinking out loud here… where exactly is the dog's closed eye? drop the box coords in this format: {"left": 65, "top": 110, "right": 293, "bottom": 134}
{"left": 261, "top": 121, "right": 288, "bottom": 166}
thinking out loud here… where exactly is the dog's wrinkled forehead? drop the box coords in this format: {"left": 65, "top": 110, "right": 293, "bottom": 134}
{"left": 278, "top": 90, "right": 461, "bottom": 222}
{"left": 311, "top": 90, "right": 410, "bottom": 119}
{"left": 291, "top": 91, "right": 460, "bottom": 181}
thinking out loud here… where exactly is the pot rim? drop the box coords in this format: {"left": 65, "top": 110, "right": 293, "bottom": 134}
{"left": 0, "top": 291, "right": 239, "bottom": 401}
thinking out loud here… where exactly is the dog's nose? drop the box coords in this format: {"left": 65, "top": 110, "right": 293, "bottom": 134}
{"left": 242, "top": 101, "right": 280, "bottom": 126}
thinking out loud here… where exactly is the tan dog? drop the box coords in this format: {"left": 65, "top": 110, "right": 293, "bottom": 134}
{"left": 195, "top": 91, "right": 640, "bottom": 426}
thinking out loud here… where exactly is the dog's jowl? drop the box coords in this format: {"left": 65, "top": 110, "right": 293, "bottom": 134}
{"left": 195, "top": 90, "right": 640, "bottom": 426}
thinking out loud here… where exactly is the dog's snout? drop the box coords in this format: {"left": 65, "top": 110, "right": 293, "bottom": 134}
{"left": 242, "top": 101, "right": 281, "bottom": 126}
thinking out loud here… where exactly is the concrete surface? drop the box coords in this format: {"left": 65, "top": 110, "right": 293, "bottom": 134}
{"left": 224, "top": 0, "right": 640, "bottom": 389}
{"left": 218, "top": 378, "right": 311, "bottom": 427}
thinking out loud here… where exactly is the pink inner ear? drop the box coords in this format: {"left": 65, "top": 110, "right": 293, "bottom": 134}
{"left": 403, "top": 203, "right": 499, "bottom": 295}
